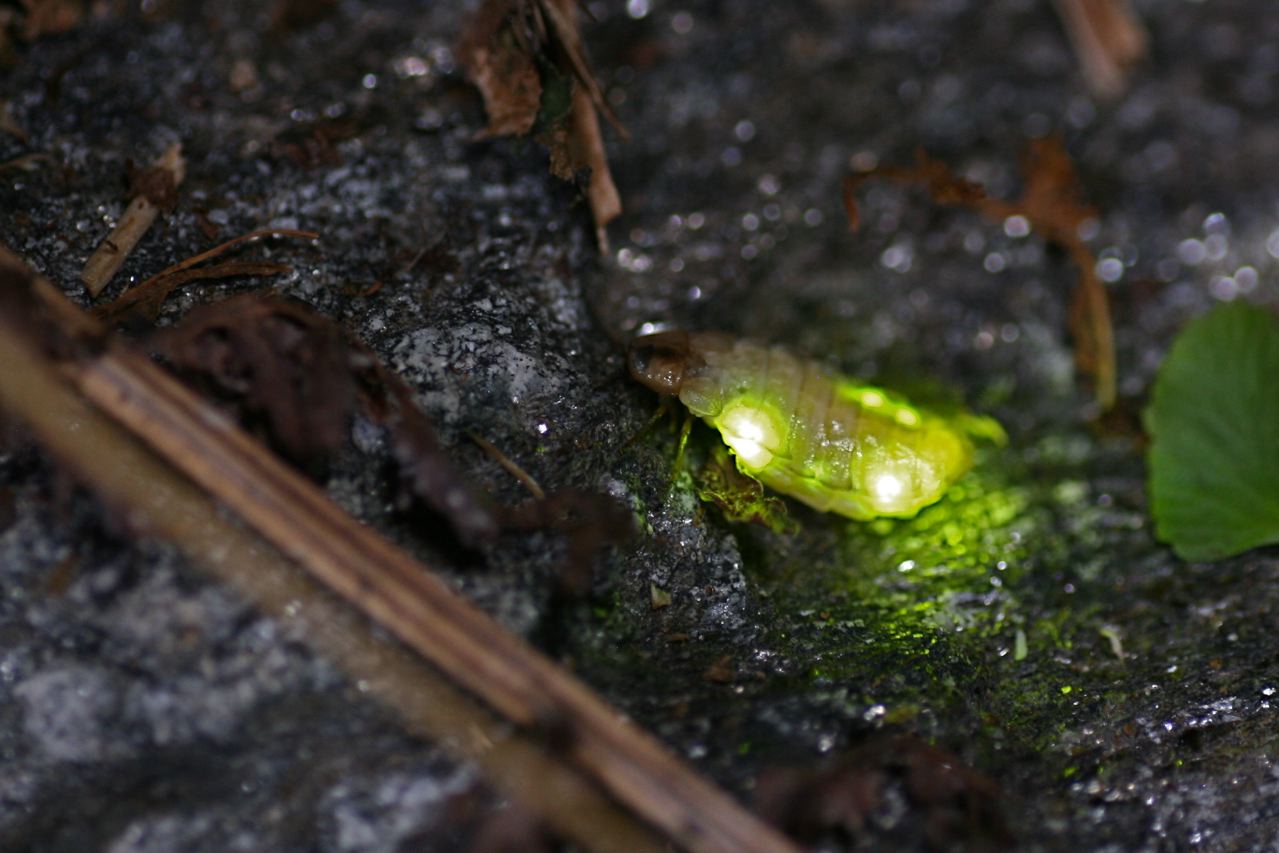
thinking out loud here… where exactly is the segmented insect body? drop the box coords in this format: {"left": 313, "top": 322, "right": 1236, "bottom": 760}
{"left": 628, "top": 331, "right": 1001, "bottom": 520}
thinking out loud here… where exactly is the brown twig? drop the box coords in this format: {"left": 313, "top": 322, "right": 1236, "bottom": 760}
{"left": 0, "top": 152, "right": 53, "bottom": 174}
{"left": 468, "top": 430, "right": 547, "bottom": 499}
{"left": 1053, "top": 0, "right": 1148, "bottom": 99}
{"left": 0, "top": 253, "right": 663, "bottom": 853}
{"left": 538, "top": 0, "right": 627, "bottom": 138}
{"left": 569, "top": 77, "right": 622, "bottom": 252}
{"left": 96, "top": 260, "right": 292, "bottom": 323}
{"left": 81, "top": 142, "right": 186, "bottom": 297}
{"left": 126, "top": 227, "right": 318, "bottom": 289}
{"left": 19, "top": 0, "right": 87, "bottom": 40}
{"left": 846, "top": 140, "right": 1117, "bottom": 410}
{"left": 0, "top": 100, "right": 27, "bottom": 143}
{"left": 0, "top": 246, "right": 801, "bottom": 853}
{"left": 95, "top": 228, "right": 318, "bottom": 322}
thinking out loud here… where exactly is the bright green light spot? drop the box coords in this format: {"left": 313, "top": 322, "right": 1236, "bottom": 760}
{"left": 873, "top": 472, "right": 904, "bottom": 503}
{"left": 868, "top": 469, "right": 917, "bottom": 515}
{"left": 860, "top": 390, "right": 886, "bottom": 408}
{"left": 717, "top": 402, "right": 780, "bottom": 471}
{"left": 1060, "top": 685, "right": 1073, "bottom": 695}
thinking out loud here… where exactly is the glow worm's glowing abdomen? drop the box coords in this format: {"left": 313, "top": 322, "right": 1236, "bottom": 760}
{"left": 639, "top": 333, "right": 985, "bottom": 520}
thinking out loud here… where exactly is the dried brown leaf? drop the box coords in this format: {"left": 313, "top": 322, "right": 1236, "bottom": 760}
{"left": 977, "top": 137, "right": 1096, "bottom": 243}
{"left": 459, "top": 0, "right": 624, "bottom": 250}
{"left": 459, "top": 1, "right": 544, "bottom": 138}
{"left": 360, "top": 364, "right": 501, "bottom": 546}
{"left": 846, "top": 137, "right": 1115, "bottom": 410}
{"left": 151, "top": 292, "right": 500, "bottom": 546}
{"left": 151, "top": 294, "right": 356, "bottom": 470}
{"left": 20, "top": 0, "right": 85, "bottom": 40}
{"left": 986, "top": 138, "right": 1114, "bottom": 409}
{"left": 754, "top": 735, "right": 1011, "bottom": 849}
{"left": 503, "top": 489, "right": 633, "bottom": 594}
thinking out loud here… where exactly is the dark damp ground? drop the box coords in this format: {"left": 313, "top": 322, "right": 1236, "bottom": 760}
{"left": 3, "top": 1, "right": 1279, "bottom": 849}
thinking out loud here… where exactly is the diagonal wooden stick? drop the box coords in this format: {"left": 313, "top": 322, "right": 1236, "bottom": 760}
{"left": 0, "top": 277, "right": 661, "bottom": 853}
{"left": 0, "top": 246, "right": 801, "bottom": 853}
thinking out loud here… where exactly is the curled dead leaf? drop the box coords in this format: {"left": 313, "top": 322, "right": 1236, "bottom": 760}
{"left": 846, "top": 138, "right": 1115, "bottom": 410}
{"left": 459, "top": 0, "right": 624, "bottom": 251}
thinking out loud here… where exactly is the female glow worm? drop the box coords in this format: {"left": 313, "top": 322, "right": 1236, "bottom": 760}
{"left": 628, "top": 331, "right": 1003, "bottom": 520}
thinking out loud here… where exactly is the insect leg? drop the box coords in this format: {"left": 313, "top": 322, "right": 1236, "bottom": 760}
{"left": 673, "top": 408, "right": 694, "bottom": 471}
{"left": 622, "top": 396, "right": 678, "bottom": 451}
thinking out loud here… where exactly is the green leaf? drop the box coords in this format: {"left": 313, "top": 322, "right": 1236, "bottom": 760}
{"left": 1145, "top": 302, "right": 1279, "bottom": 560}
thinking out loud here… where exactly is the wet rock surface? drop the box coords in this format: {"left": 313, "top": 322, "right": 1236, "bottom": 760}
{"left": 2, "top": 1, "right": 1278, "bottom": 849}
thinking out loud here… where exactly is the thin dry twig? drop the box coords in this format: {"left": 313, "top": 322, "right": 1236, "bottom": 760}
{"left": 0, "top": 100, "right": 27, "bottom": 142}
{"left": 0, "top": 247, "right": 800, "bottom": 853}
{"left": 567, "top": 77, "right": 622, "bottom": 251}
{"left": 468, "top": 430, "right": 546, "bottom": 500}
{"left": 1053, "top": 0, "right": 1148, "bottom": 99}
{"left": 96, "top": 260, "right": 291, "bottom": 323}
{"left": 846, "top": 139, "right": 1116, "bottom": 410}
{"left": 0, "top": 252, "right": 663, "bottom": 853}
{"left": 126, "top": 227, "right": 318, "bottom": 288}
{"left": 19, "top": 0, "right": 87, "bottom": 40}
{"left": 94, "top": 228, "right": 318, "bottom": 321}
{"left": 537, "top": 0, "right": 626, "bottom": 136}
{"left": 0, "top": 152, "right": 53, "bottom": 174}
{"left": 81, "top": 142, "right": 186, "bottom": 297}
